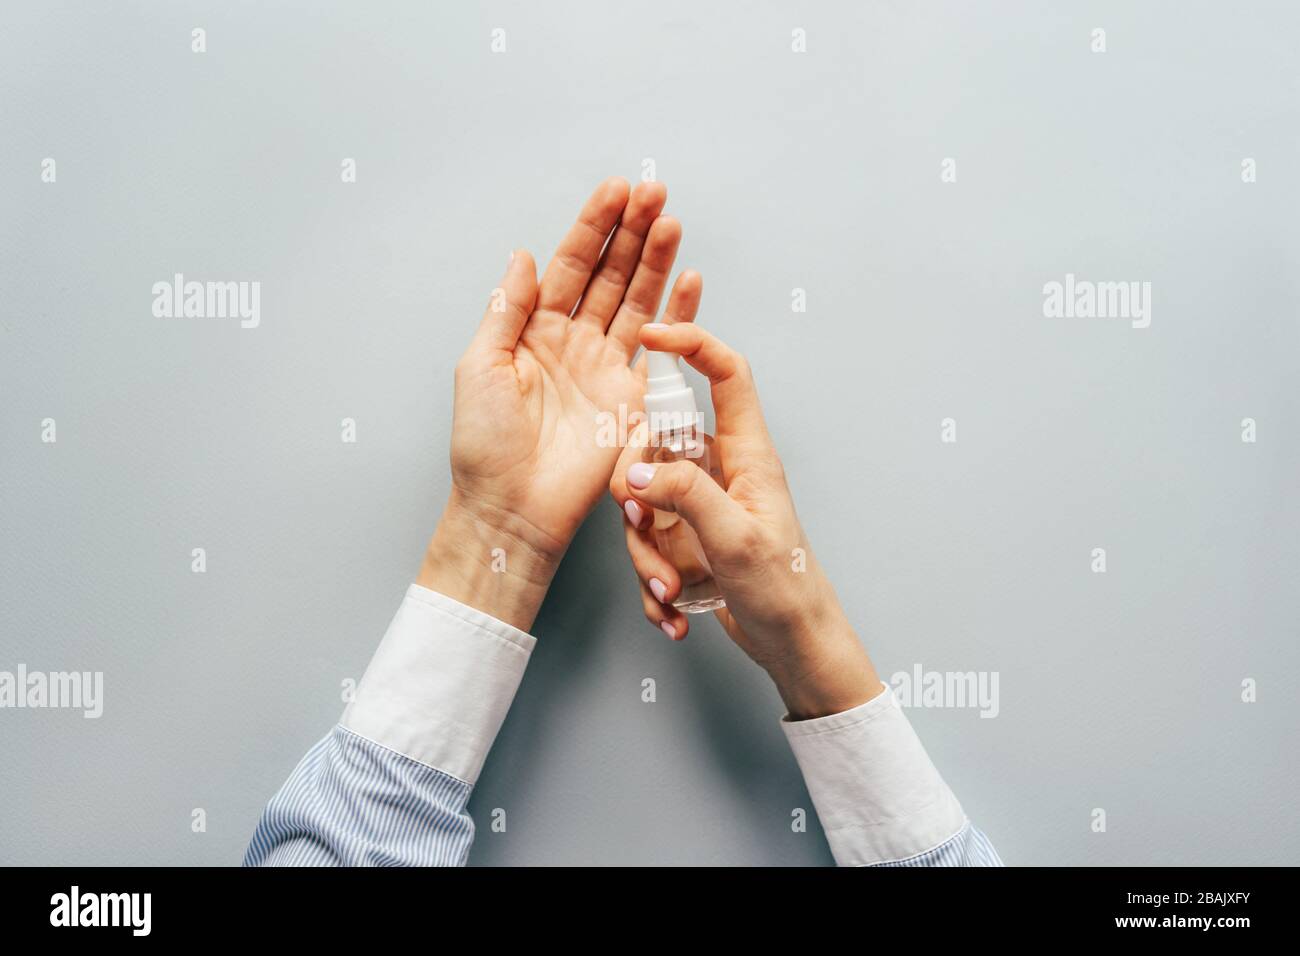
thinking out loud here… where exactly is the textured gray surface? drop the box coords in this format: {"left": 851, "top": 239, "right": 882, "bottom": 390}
{"left": 1, "top": 1, "right": 1296, "bottom": 866}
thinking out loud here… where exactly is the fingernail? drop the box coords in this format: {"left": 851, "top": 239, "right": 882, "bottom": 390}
{"left": 644, "top": 322, "right": 669, "bottom": 330}
{"left": 660, "top": 621, "right": 677, "bottom": 640}
{"left": 623, "top": 499, "right": 643, "bottom": 526}
{"left": 649, "top": 577, "right": 668, "bottom": 603}
{"left": 507, "top": 249, "right": 515, "bottom": 268}
{"left": 628, "top": 463, "right": 656, "bottom": 489}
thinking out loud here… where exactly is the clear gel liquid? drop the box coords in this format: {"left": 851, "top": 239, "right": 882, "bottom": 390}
{"left": 643, "top": 426, "right": 726, "bottom": 613}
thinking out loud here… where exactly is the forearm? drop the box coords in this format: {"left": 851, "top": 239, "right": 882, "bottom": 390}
{"left": 765, "top": 606, "right": 882, "bottom": 720}
{"left": 755, "top": 569, "right": 882, "bottom": 720}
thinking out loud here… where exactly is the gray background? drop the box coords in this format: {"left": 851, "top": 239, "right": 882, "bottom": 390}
{"left": 2, "top": 0, "right": 1296, "bottom": 866}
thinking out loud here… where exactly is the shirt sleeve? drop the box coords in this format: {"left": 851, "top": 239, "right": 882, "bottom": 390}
{"left": 243, "top": 583, "right": 535, "bottom": 866}
{"left": 782, "top": 683, "right": 1003, "bottom": 866}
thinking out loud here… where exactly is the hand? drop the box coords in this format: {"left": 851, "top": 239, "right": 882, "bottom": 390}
{"left": 609, "top": 323, "right": 882, "bottom": 719}
{"left": 419, "top": 178, "right": 703, "bottom": 632}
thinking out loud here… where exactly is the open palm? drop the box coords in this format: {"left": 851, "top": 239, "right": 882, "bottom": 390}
{"left": 450, "top": 178, "right": 702, "bottom": 558}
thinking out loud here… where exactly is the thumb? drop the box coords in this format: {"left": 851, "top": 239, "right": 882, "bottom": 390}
{"left": 626, "top": 460, "right": 749, "bottom": 557}
{"left": 471, "top": 249, "right": 537, "bottom": 354}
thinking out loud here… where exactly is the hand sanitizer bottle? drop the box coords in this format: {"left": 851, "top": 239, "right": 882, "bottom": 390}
{"left": 642, "top": 350, "right": 726, "bottom": 613}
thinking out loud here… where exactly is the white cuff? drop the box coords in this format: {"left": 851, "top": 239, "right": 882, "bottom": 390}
{"left": 782, "top": 684, "right": 967, "bottom": 866}
{"left": 340, "top": 583, "right": 535, "bottom": 785}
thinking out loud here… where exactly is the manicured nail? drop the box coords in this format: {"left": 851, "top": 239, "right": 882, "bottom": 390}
{"left": 507, "top": 249, "right": 515, "bottom": 268}
{"left": 660, "top": 621, "right": 677, "bottom": 640}
{"left": 628, "top": 463, "right": 656, "bottom": 489}
{"left": 644, "top": 322, "right": 669, "bottom": 330}
{"left": 649, "top": 577, "right": 668, "bottom": 603}
{"left": 623, "top": 499, "right": 643, "bottom": 526}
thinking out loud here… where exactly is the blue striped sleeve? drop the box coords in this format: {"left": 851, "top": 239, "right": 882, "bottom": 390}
{"left": 244, "top": 725, "right": 474, "bottom": 867}
{"left": 873, "top": 821, "right": 1003, "bottom": 867}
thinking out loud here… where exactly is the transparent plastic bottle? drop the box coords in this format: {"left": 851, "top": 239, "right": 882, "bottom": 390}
{"left": 642, "top": 351, "right": 726, "bottom": 613}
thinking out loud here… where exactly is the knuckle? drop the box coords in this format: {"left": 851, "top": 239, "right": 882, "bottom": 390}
{"left": 738, "top": 524, "right": 765, "bottom": 555}
{"left": 725, "top": 520, "right": 768, "bottom": 562}
{"left": 666, "top": 461, "right": 700, "bottom": 498}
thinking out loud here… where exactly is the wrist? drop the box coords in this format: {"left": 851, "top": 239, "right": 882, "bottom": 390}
{"left": 762, "top": 584, "right": 882, "bottom": 720}
{"left": 415, "top": 490, "right": 565, "bottom": 633}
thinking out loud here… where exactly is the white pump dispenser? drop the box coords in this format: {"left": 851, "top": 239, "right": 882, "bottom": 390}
{"left": 643, "top": 350, "right": 700, "bottom": 433}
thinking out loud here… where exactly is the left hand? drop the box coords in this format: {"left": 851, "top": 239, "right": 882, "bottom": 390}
{"left": 419, "top": 178, "right": 702, "bottom": 630}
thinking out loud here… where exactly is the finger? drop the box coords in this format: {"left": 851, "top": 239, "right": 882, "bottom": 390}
{"left": 625, "top": 519, "right": 681, "bottom": 604}
{"left": 609, "top": 419, "right": 654, "bottom": 530}
{"left": 628, "top": 268, "right": 701, "bottom": 375}
{"left": 606, "top": 217, "right": 684, "bottom": 357}
{"left": 572, "top": 181, "right": 667, "bottom": 330}
{"left": 536, "top": 177, "right": 630, "bottom": 318}
{"left": 661, "top": 269, "right": 702, "bottom": 325}
{"left": 640, "top": 578, "right": 689, "bottom": 641}
{"left": 638, "top": 322, "right": 769, "bottom": 445}
{"left": 624, "top": 458, "right": 749, "bottom": 559}
{"left": 471, "top": 249, "right": 538, "bottom": 353}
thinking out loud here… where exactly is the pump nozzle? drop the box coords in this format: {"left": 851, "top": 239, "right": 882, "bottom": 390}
{"left": 646, "top": 349, "right": 681, "bottom": 383}
{"left": 643, "top": 349, "right": 699, "bottom": 434}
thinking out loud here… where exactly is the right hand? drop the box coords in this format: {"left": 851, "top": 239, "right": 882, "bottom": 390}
{"left": 609, "top": 323, "right": 882, "bottom": 718}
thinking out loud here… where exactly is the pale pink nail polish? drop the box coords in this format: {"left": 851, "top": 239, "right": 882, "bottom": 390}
{"left": 627, "top": 463, "right": 656, "bottom": 489}
{"left": 649, "top": 577, "right": 668, "bottom": 603}
{"left": 645, "top": 322, "right": 669, "bottom": 330}
{"left": 659, "top": 621, "right": 676, "bottom": 640}
{"left": 624, "top": 499, "right": 643, "bottom": 526}
{"left": 507, "top": 249, "right": 515, "bottom": 267}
